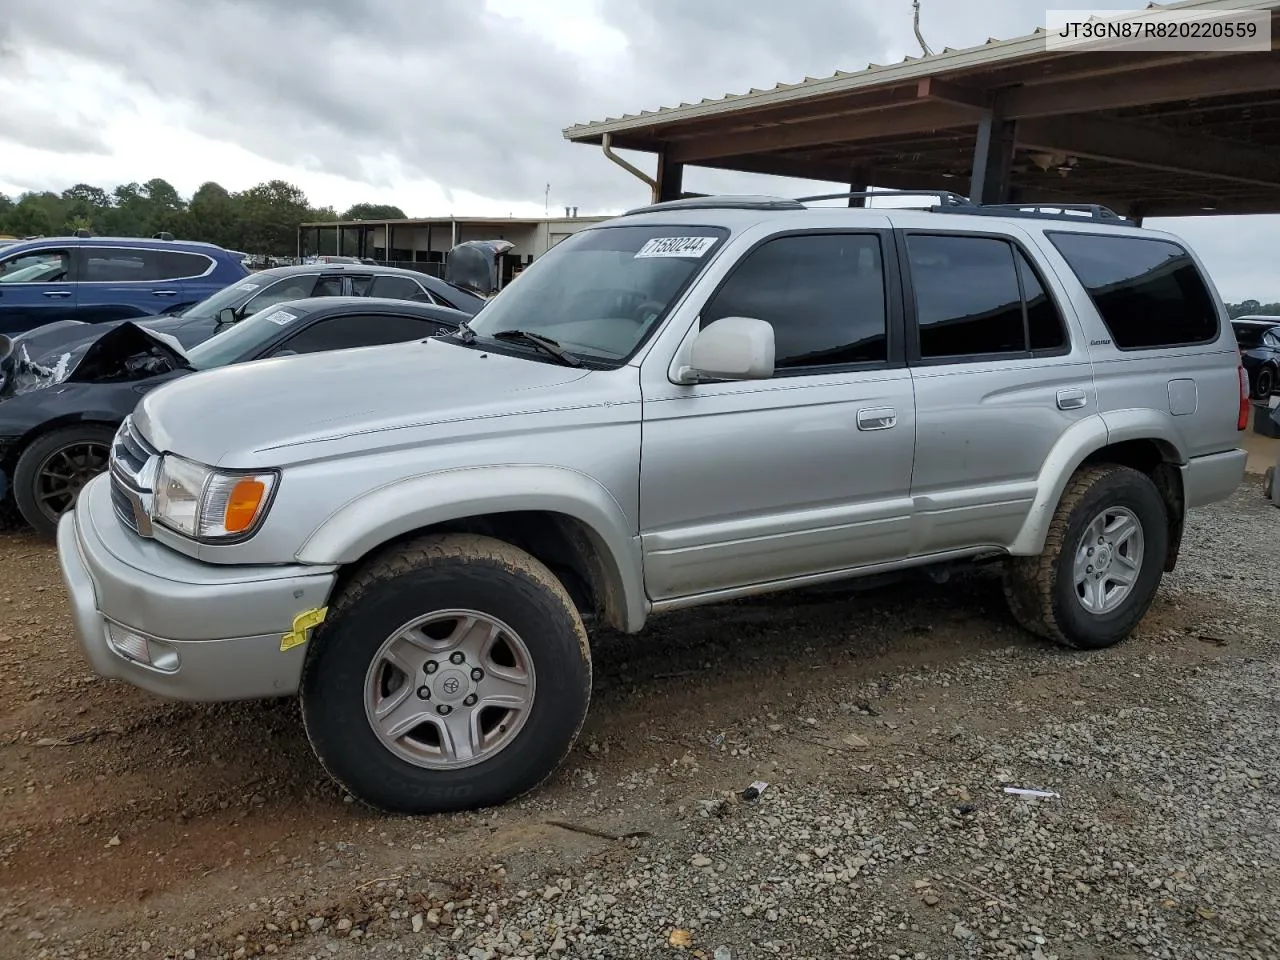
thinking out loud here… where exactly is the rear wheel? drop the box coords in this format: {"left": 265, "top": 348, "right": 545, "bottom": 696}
{"left": 13, "top": 424, "right": 116, "bottom": 538}
{"left": 1003, "top": 465, "right": 1168, "bottom": 650}
{"left": 1264, "top": 466, "right": 1276, "bottom": 504}
{"left": 301, "top": 533, "right": 592, "bottom": 814}
{"left": 1254, "top": 366, "right": 1275, "bottom": 399}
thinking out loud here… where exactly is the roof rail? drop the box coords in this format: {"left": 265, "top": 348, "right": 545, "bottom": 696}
{"left": 929, "top": 202, "right": 1131, "bottom": 225}
{"left": 796, "top": 189, "right": 973, "bottom": 207}
{"left": 622, "top": 194, "right": 804, "bottom": 215}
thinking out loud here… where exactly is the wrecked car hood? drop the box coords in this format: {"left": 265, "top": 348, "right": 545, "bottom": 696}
{"left": 0, "top": 322, "right": 191, "bottom": 400}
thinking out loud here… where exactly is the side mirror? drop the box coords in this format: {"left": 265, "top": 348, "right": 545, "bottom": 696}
{"left": 677, "top": 316, "right": 775, "bottom": 382}
{"left": 216, "top": 307, "right": 237, "bottom": 326}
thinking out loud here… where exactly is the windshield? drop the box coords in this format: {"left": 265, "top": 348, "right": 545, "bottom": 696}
{"left": 186, "top": 303, "right": 308, "bottom": 370}
{"left": 180, "top": 277, "right": 276, "bottom": 319}
{"left": 464, "top": 224, "right": 728, "bottom": 363}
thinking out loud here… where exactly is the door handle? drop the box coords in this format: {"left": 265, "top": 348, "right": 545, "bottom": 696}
{"left": 857, "top": 406, "right": 897, "bottom": 431}
{"left": 1056, "top": 388, "right": 1088, "bottom": 411}
{"left": 41, "top": 290, "right": 72, "bottom": 299}
{"left": 152, "top": 289, "right": 178, "bottom": 297}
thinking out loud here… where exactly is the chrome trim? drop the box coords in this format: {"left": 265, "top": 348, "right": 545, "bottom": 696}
{"left": 108, "top": 417, "right": 159, "bottom": 538}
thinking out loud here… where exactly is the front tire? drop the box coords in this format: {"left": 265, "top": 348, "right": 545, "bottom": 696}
{"left": 13, "top": 424, "right": 116, "bottom": 538}
{"left": 301, "top": 533, "right": 592, "bottom": 814}
{"left": 1003, "top": 465, "right": 1168, "bottom": 650}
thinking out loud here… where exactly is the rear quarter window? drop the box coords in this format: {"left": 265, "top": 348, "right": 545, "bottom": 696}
{"left": 1047, "top": 232, "right": 1219, "bottom": 349}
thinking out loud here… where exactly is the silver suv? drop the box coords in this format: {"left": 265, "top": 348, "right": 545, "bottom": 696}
{"left": 56, "top": 194, "right": 1249, "bottom": 814}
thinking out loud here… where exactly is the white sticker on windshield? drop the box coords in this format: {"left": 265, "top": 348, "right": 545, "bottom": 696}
{"left": 634, "top": 236, "right": 716, "bottom": 259}
{"left": 264, "top": 309, "right": 298, "bottom": 326}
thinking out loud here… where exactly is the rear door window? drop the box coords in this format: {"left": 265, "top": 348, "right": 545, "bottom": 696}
{"left": 1048, "top": 232, "right": 1219, "bottom": 349}
{"left": 81, "top": 249, "right": 150, "bottom": 282}
{"left": 905, "top": 234, "right": 1069, "bottom": 360}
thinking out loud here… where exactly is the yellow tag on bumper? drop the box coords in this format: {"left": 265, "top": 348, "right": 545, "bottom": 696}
{"left": 280, "top": 606, "right": 328, "bottom": 652}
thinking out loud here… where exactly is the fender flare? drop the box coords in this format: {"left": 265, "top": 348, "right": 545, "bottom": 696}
{"left": 1008, "top": 411, "right": 1185, "bottom": 555}
{"left": 295, "top": 464, "right": 648, "bottom": 631}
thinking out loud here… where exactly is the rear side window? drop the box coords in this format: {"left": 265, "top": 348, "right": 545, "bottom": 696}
{"left": 700, "top": 232, "right": 888, "bottom": 370}
{"left": 906, "top": 235, "right": 1068, "bottom": 359}
{"left": 1048, "top": 233, "right": 1218, "bottom": 349}
{"left": 152, "top": 250, "right": 212, "bottom": 280}
{"left": 82, "top": 249, "right": 148, "bottom": 282}
{"left": 370, "top": 274, "right": 429, "bottom": 301}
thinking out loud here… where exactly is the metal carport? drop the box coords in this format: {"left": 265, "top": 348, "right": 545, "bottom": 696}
{"left": 564, "top": 0, "right": 1280, "bottom": 221}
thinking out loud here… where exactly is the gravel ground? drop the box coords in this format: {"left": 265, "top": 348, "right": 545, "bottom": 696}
{"left": 2, "top": 479, "right": 1277, "bottom": 960}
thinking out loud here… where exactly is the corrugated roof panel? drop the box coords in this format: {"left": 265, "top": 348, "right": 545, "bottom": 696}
{"left": 563, "top": 0, "right": 1280, "bottom": 139}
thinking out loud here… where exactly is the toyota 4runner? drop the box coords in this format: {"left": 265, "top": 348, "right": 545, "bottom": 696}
{"left": 56, "top": 194, "right": 1249, "bottom": 814}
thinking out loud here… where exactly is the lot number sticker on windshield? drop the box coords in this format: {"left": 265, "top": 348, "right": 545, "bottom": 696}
{"left": 264, "top": 310, "right": 299, "bottom": 326}
{"left": 634, "top": 236, "right": 717, "bottom": 259}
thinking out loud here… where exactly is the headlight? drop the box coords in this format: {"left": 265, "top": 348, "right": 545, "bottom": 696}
{"left": 153, "top": 454, "right": 278, "bottom": 540}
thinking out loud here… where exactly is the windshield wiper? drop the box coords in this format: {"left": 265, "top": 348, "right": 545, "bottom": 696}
{"left": 490, "top": 329, "right": 582, "bottom": 367}
{"left": 451, "top": 319, "right": 476, "bottom": 343}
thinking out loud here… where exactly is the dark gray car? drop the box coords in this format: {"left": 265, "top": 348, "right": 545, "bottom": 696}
{"left": 13, "top": 262, "right": 485, "bottom": 366}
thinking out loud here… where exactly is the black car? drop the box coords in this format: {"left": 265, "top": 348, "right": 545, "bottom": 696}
{"left": 12, "top": 261, "right": 486, "bottom": 367}
{"left": 0, "top": 296, "right": 467, "bottom": 536}
{"left": 1233, "top": 316, "right": 1280, "bottom": 399}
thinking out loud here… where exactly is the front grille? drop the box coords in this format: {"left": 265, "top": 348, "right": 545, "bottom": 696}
{"left": 108, "top": 417, "right": 158, "bottom": 537}
{"left": 110, "top": 477, "right": 140, "bottom": 533}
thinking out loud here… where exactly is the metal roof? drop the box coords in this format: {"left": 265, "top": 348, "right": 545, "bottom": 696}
{"left": 563, "top": 0, "right": 1280, "bottom": 218}
{"left": 564, "top": 0, "right": 1279, "bottom": 139}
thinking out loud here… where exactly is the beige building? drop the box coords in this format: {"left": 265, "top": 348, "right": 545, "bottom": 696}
{"left": 298, "top": 213, "right": 608, "bottom": 287}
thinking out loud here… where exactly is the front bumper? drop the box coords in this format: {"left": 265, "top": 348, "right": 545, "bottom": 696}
{"left": 1180, "top": 448, "right": 1248, "bottom": 509}
{"left": 57, "top": 474, "right": 337, "bottom": 701}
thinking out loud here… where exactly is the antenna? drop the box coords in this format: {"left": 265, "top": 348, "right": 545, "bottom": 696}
{"left": 912, "top": 0, "right": 934, "bottom": 56}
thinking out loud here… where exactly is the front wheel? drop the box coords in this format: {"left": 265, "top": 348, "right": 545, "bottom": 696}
{"left": 13, "top": 424, "right": 117, "bottom": 538}
{"left": 300, "top": 533, "right": 592, "bottom": 814}
{"left": 1003, "top": 464, "right": 1168, "bottom": 650}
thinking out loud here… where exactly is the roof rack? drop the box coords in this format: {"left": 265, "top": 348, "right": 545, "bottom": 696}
{"left": 619, "top": 192, "right": 1133, "bottom": 226}
{"left": 942, "top": 202, "right": 1130, "bottom": 224}
{"left": 622, "top": 195, "right": 804, "bottom": 216}
{"left": 796, "top": 190, "right": 973, "bottom": 207}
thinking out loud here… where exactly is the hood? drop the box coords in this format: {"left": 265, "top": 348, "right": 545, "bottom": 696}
{"left": 15, "top": 312, "right": 209, "bottom": 368}
{"left": 0, "top": 322, "right": 190, "bottom": 400}
{"left": 134, "top": 337, "right": 592, "bottom": 467}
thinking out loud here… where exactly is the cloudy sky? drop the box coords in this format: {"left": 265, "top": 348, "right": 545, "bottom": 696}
{"left": 1, "top": 0, "right": 1276, "bottom": 300}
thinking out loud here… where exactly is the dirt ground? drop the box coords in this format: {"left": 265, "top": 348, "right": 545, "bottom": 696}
{"left": 1, "top": 478, "right": 1277, "bottom": 960}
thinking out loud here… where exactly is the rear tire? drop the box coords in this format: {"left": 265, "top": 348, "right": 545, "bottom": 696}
{"left": 1254, "top": 366, "right": 1275, "bottom": 400}
{"left": 13, "top": 424, "right": 116, "bottom": 538}
{"left": 301, "top": 533, "right": 592, "bottom": 814}
{"left": 1003, "top": 465, "right": 1168, "bottom": 650}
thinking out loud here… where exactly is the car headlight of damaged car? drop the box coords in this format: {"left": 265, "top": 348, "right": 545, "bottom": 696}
{"left": 153, "top": 454, "right": 278, "bottom": 539}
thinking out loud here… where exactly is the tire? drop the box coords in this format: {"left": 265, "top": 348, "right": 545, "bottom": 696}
{"left": 13, "top": 424, "right": 117, "bottom": 538}
{"left": 1003, "top": 464, "right": 1168, "bottom": 650}
{"left": 300, "top": 533, "right": 592, "bottom": 814}
{"left": 1254, "top": 366, "right": 1275, "bottom": 400}
{"left": 1265, "top": 466, "right": 1276, "bottom": 505}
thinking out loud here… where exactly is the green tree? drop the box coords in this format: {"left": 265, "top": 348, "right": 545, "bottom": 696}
{"left": 236, "top": 179, "right": 312, "bottom": 256}
{"left": 0, "top": 193, "right": 13, "bottom": 233}
{"left": 6, "top": 192, "right": 66, "bottom": 237}
{"left": 188, "top": 181, "right": 241, "bottom": 250}
{"left": 60, "top": 183, "right": 110, "bottom": 234}
{"left": 340, "top": 202, "right": 406, "bottom": 221}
